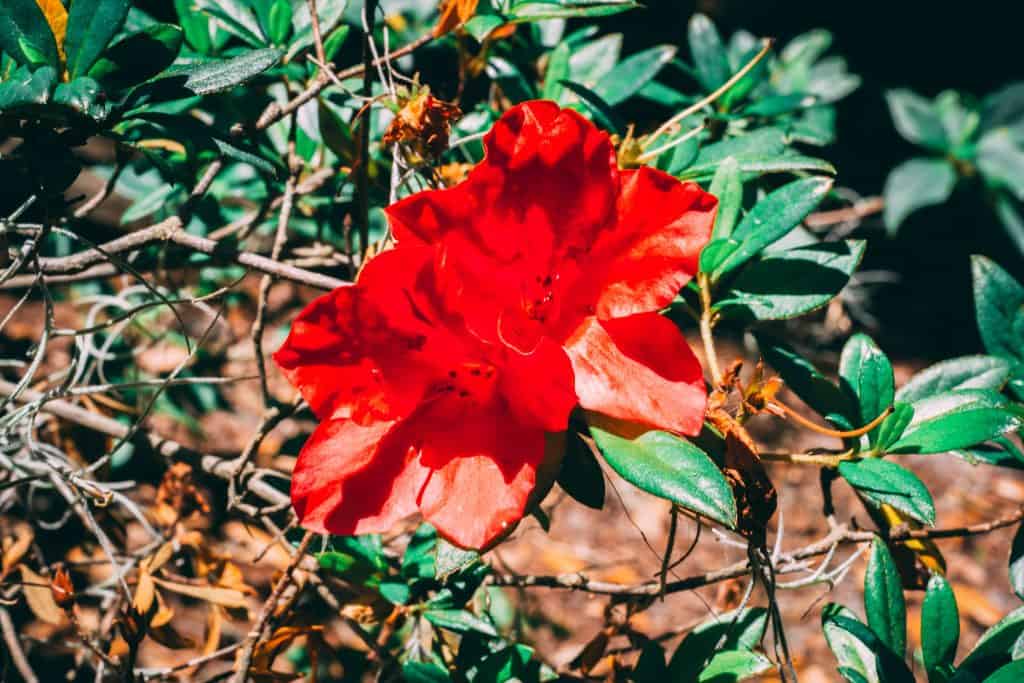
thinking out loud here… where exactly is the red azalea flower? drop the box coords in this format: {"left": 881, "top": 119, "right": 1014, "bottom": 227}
{"left": 274, "top": 246, "right": 576, "bottom": 549}
{"left": 387, "top": 100, "right": 717, "bottom": 435}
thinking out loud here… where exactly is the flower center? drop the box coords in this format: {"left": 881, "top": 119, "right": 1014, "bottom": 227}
{"left": 441, "top": 361, "right": 498, "bottom": 404}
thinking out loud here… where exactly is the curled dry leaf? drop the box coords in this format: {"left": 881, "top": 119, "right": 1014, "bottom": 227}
{"left": 1, "top": 521, "right": 33, "bottom": 581}
{"left": 432, "top": 0, "right": 479, "bottom": 37}
{"left": 133, "top": 569, "right": 156, "bottom": 616}
{"left": 19, "top": 565, "right": 68, "bottom": 626}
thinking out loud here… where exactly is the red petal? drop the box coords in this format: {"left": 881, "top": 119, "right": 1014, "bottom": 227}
{"left": 499, "top": 337, "right": 576, "bottom": 432}
{"left": 587, "top": 167, "right": 716, "bottom": 319}
{"left": 414, "top": 404, "right": 546, "bottom": 549}
{"left": 565, "top": 314, "right": 707, "bottom": 435}
{"left": 290, "top": 418, "right": 429, "bottom": 535}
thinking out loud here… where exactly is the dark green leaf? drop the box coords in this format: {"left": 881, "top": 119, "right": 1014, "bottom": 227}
{"left": 633, "top": 640, "right": 667, "bottom": 682}
{"left": 402, "top": 662, "right": 451, "bottom": 683}
{"left": 994, "top": 194, "right": 1024, "bottom": 260}
{"left": 986, "top": 660, "right": 1024, "bottom": 683}
{"left": 593, "top": 44, "right": 676, "bottom": 106}
{"left": 558, "top": 430, "right": 606, "bottom": 509}
{"left": 715, "top": 240, "right": 865, "bottom": 322}
{"left": 864, "top": 537, "right": 907, "bottom": 656}
{"left": 957, "top": 606, "right": 1024, "bottom": 680}
{"left": 157, "top": 47, "right": 284, "bottom": 96}
{"left": 507, "top": 0, "right": 641, "bottom": 22}
{"left": 840, "top": 333, "right": 895, "bottom": 443}
{"left": 89, "top": 24, "right": 184, "bottom": 92}
{"left": 838, "top": 459, "right": 935, "bottom": 525}
{"left": 678, "top": 127, "right": 836, "bottom": 181}
{"left": 687, "top": 13, "right": 730, "bottom": 91}
{"left": 921, "top": 574, "right": 959, "bottom": 682}
{"left": 972, "top": 255, "right": 1024, "bottom": 362}
{"left": 896, "top": 356, "right": 1013, "bottom": 404}
{"left": 708, "top": 156, "right": 742, "bottom": 240}
{"left": 883, "top": 158, "right": 957, "bottom": 232}
{"left": 825, "top": 610, "right": 914, "bottom": 682}
{"left": 668, "top": 608, "right": 768, "bottom": 681}
{"left": 558, "top": 80, "right": 623, "bottom": 133}
{"left": 0, "top": 64, "right": 57, "bottom": 111}
{"left": 423, "top": 609, "right": 498, "bottom": 637}
{"left": 886, "top": 89, "right": 948, "bottom": 151}
{"left": 709, "top": 175, "right": 833, "bottom": 280}
{"left": 590, "top": 428, "right": 736, "bottom": 528}
{"left": 890, "top": 389, "right": 1023, "bottom": 455}
{"left": 401, "top": 523, "right": 437, "bottom": 581}
{"left": 541, "top": 41, "right": 570, "bottom": 101}
{"left": 52, "top": 76, "right": 108, "bottom": 120}
{"left": 0, "top": 0, "right": 59, "bottom": 67}
{"left": 65, "top": 0, "right": 131, "bottom": 78}
{"left": 981, "top": 81, "right": 1024, "bottom": 132}
{"left": 954, "top": 437, "right": 1024, "bottom": 470}
{"left": 874, "top": 403, "right": 914, "bottom": 453}
{"left": 267, "top": 0, "right": 292, "bottom": 45}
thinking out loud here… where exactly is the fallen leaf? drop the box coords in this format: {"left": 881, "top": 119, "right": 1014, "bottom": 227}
{"left": 1, "top": 522, "right": 33, "bottom": 581}
{"left": 152, "top": 577, "right": 249, "bottom": 609}
{"left": 20, "top": 566, "right": 67, "bottom": 626}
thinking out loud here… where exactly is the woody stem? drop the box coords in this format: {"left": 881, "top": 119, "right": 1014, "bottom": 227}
{"left": 698, "top": 273, "right": 723, "bottom": 385}
{"left": 760, "top": 450, "right": 858, "bottom": 467}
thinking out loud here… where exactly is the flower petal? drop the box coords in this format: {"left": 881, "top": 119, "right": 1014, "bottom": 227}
{"left": 415, "top": 404, "right": 546, "bottom": 549}
{"left": 590, "top": 167, "right": 717, "bottom": 319}
{"left": 499, "top": 337, "right": 577, "bottom": 432}
{"left": 290, "top": 418, "right": 429, "bottom": 536}
{"left": 565, "top": 313, "right": 707, "bottom": 435}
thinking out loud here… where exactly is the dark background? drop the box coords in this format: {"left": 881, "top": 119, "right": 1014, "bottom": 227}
{"left": 598, "top": 0, "right": 1024, "bottom": 359}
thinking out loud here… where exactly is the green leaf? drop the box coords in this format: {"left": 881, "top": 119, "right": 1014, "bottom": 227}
{"left": 957, "top": 606, "right": 1024, "bottom": 680}
{"left": 715, "top": 240, "right": 866, "bottom": 322}
{"left": 423, "top": 609, "right": 498, "bottom": 637}
{"left": 822, "top": 605, "right": 883, "bottom": 683}
{"left": 890, "top": 389, "right": 1023, "bottom": 455}
{"left": 52, "top": 76, "right": 108, "bottom": 120}
{"left": 973, "top": 255, "right": 1024, "bottom": 363}
{"left": 593, "top": 44, "right": 676, "bottom": 107}
{"left": 981, "top": 81, "right": 1024, "bottom": 133}
{"left": 823, "top": 608, "right": 914, "bottom": 683}
{"left": 267, "top": 0, "right": 293, "bottom": 45}
{"left": 559, "top": 80, "right": 623, "bottom": 133}
{"left": 507, "top": 0, "right": 641, "bottom": 22}
{"left": 475, "top": 644, "right": 545, "bottom": 682}
{"left": 0, "top": 64, "right": 57, "bottom": 111}
{"left": 287, "top": 0, "right": 346, "bottom": 60}
{"left": 678, "top": 127, "right": 835, "bottom": 181}
{"left": 954, "top": 437, "right": 1024, "bottom": 470}
{"left": 193, "top": 0, "right": 264, "bottom": 46}
{"left": 558, "top": 430, "right": 606, "bottom": 510}
{"left": 874, "top": 403, "right": 915, "bottom": 453}
{"left": 708, "top": 156, "right": 742, "bottom": 240}
{"left": 589, "top": 428, "right": 736, "bottom": 528}
{"left": 696, "top": 650, "right": 773, "bottom": 682}
{"left": 687, "top": 13, "right": 730, "bottom": 91}
{"left": 1010, "top": 523, "right": 1024, "bottom": 602}
{"left": 886, "top": 89, "right": 948, "bottom": 151}
{"left": 668, "top": 608, "right": 768, "bottom": 681}
{"left": 896, "top": 356, "right": 1013, "bottom": 403}
{"left": 883, "top": 158, "right": 957, "bottom": 232}
{"left": 839, "top": 333, "right": 895, "bottom": 442}
{"left": 88, "top": 24, "right": 183, "bottom": 92}
{"left": 994, "top": 194, "right": 1024, "bottom": 258}
{"left": 756, "top": 335, "right": 854, "bottom": 430}
{"left": 838, "top": 459, "right": 935, "bottom": 525}
{"left": 157, "top": 46, "right": 284, "bottom": 96}
{"left": 978, "top": 129, "right": 1024, "bottom": 201}
{"left": 864, "top": 537, "right": 907, "bottom": 656}
{"left": 402, "top": 662, "right": 451, "bottom": 683}
{"left": 987, "top": 660, "right": 1024, "bottom": 683}
{"left": 463, "top": 14, "right": 505, "bottom": 42}
{"left": 0, "top": 0, "right": 59, "bottom": 67}
{"left": 401, "top": 523, "right": 437, "bottom": 581}
{"left": 568, "top": 32, "right": 622, "bottom": 87}
{"left": 633, "top": 640, "right": 668, "bottom": 682}
{"left": 709, "top": 175, "right": 833, "bottom": 281}
{"left": 64, "top": 0, "right": 130, "bottom": 78}
{"left": 541, "top": 41, "right": 571, "bottom": 101}
{"left": 921, "top": 574, "right": 959, "bottom": 682}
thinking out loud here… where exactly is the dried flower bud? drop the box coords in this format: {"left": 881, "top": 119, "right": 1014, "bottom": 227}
{"left": 50, "top": 567, "right": 74, "bottom": 611}
{"left": 382, "top": 90, "right": 462, "bottom": 162}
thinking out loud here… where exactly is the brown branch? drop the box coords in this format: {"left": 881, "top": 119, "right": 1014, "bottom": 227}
{"left": 491, "top": 510, "right": 1024, "bottom": 598}
{"left": 1, "top": 606, "right": 39, "bottom": 683}
{"left": 805, "top": 196, "right": 884, "bottom": 229}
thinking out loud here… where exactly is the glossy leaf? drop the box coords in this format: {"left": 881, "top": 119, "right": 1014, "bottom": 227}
{"left": 715, "top": 240, "right": 865, "bottom": 321}
{"left": 64, "top": 0, "right": 130, "bottom": 78}
{"left": 821, "top": 605, "right": 882, "bottom": 683}
{"left": 838, "top": 459, "right": 935, "bottom": 525}
{"left": 423, "top": 609, "right": 498, "bottom": 637}
{"left": 153, "top": 47, "right": 284, "bottom": 97}
{"left": 957, "top": 606, "right": 1024, "bottom": 680}
{"left": 874, "top": 403, "right": 914, "bottom": 453}
{"left": 687, "top": 13, "right": 730, "bottom": 91}
{"left": 921, "top": 574, "right": 959, "bottom": 682}
{"left": 696, "top": 650, "right": 773, "bottom": 682}
{"left": 890, "top": 389, "right": 1023, "bottom": 454}
{"left": 678, "top": 127, "right": 835, "bottom": 181}
{"left": 88, "top": 24, "right": 183, "bottom": 92}
{"left": 883, "top": 157, "right": 956, "bottom": 232}
{"left": 839, "top": 333, "right": 895, "bottom": 443}
{"left": 590, "top": 427, "right": 736, "bottom": 528}
{"left": 668, "top": 608, "right": 768, "bottom": 681}
{"left": 709, "top": 175, "right": 833, "bottom": 281}
{"left": 864, "top": 537, "right": 907, "bottom": 656}
{"left": 756, "top": 335, "right": 854, "bottom": 430}
{"left": 708, "top": 156, "right": 742, "bottom": 240}
{"left": 558, "top": 430, "right": 606, "bottom": 510}
{"left": 972, "top": 255, "right": 1024, "bottom": 362}
{"left": 896, "top": 355, "right": 1013, "bottom": 404}
{"left": 593, "top": 44, "right": 676, "bottom": 106}
{"left": 0, "top": 0, "right": 60, "bottom": 67}
{"left": 507, "top": 0, "right": 641, "bottom": 22}
{"left": 978, "top": 129, "right": 1024, "bottom": 201}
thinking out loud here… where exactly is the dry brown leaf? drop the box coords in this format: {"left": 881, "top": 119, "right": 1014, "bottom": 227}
{"left": 152, "top": 577, "right": 249, "bottom": 609}
{"left": 20, "top": 566, "right": 67, "bottom": 626}
{"left": 133, "top": 570, "right": 156, "bottom": 615}
{"left": 203, "top": 605, "right": 223, "bottom": 656}
{"left": 1, "top": 522, "right": 33, "bottom": 581}
{"left": 432, "top": 0, "right": 478, "bottom": 37}
{"left": 146, "top": 542, "right": 176, "bottom": 574}
{"left": 151, "top": 590, "right": 175, "bottom": 628}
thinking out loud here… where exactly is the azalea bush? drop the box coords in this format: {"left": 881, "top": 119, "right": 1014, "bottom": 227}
{"left": 3, "top": 1, "right": 1024, "bottom": 682}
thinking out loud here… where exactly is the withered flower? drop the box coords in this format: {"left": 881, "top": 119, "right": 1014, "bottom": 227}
{"left": 382, "top": 89, "right": 462, "bottom": 162}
